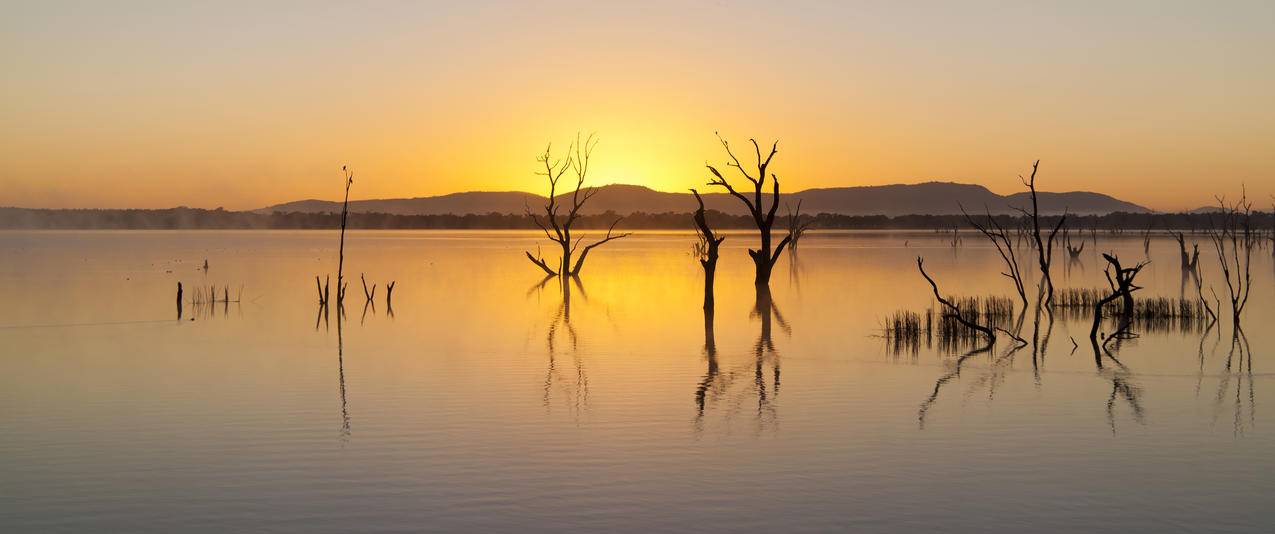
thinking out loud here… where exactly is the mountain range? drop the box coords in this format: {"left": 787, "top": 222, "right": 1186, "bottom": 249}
{"left": 260, "top": 182, "right": 1149, "bottom": 217}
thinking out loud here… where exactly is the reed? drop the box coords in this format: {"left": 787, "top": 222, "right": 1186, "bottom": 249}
{"left": 1055, "top": 287, "right": 1208, "bottom": 333}
{"left": 883, "top": 295, "right": 1014, "bottom": 354}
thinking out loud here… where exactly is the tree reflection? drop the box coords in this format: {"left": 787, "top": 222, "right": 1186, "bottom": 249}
{"left": 695, "top": 287, "right": 787, "bottom": 434}
{"left": 336, "top": 306, "right": 351, "bottom": 442}
{"left": 541, "top": 277, "right": 589, "bottom": 421}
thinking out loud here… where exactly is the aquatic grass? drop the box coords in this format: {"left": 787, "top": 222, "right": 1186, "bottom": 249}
{"left": 883, "top": 295, "right": 1015, "bottom": 354}
{"left": 1056, "top": 287, "right": 1209, "bottom": 333}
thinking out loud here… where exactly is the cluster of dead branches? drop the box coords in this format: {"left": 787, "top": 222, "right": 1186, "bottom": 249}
{"left": 705, "top": 133, "right": 792, "bottom": 286}
{"left": 1205, "top": 190, "right": 1254, "bottom": 330}
{"left": 311, "top": 166, "right": 395, "bottom": 319}
{"left": 786, "top": 199, "right": 815, "bottom": 252}
{"left": 524, "top": 134, "right": 631, "bottom": 279}
{"left": 962, "top": 205, "right": 1028, "bottom": 308}
{"left": 315, "top": 166, "right": 354, "bottom": 310}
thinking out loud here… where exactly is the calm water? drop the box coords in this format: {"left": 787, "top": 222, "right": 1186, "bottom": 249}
{"left": 2, "top": 230, "right": 1272, "bottom": 533}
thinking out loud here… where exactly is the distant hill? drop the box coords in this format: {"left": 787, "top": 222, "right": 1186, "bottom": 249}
{"left": 259, "top": 182, "right": 1149, "bottom": 217}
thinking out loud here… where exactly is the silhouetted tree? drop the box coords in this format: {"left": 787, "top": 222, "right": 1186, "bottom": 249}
{"left": 691, "top": 189, "right": 725, "bottom": 311}
{"left": 1206, "top": 191, "right": 1253, "bottom": 329}
{"left": 1011, "top": 160, "right": 1065, "bottom": 309}
{"left": 705, "top": 133, "right": 792, "bottom": 286}
{"left": 314, "top": 166, "right": 353, "bottom": 308}
{"left": 337, "top": 166, "right": 353, "bottom": 304}
{"left": 524, "top": 134, "right": 631, "bottom": 278}
{"left": 1091, "top": 253, "right": 1146, "bottom": 364}
{"left": 786, "top": 199, "right": 815, "bottom": 251}
{"left": 1174, "top": 232, "right": 1199, "bottom": 274}
{"left": 962, "top": 205, "right": 1028, "bottom": 308}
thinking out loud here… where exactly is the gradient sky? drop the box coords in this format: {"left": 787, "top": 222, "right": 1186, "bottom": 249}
{"left": 3, "top": 0, "right": 1273, "bottom": 211}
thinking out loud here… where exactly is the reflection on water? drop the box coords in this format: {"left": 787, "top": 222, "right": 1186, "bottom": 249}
{"left": 540, "top": 278, "right": 590, "bottom": 420}
{"left": 695, "top": 287, "right": 786, "bottom": 434}
{"left": 336, "top": 305, "right": 351, "bottom": 442}
{"left": 1, "top": 230, "right": 1273, "bottom": 532}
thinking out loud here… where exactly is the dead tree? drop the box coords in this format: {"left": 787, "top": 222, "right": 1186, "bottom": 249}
{"left": 1174, "top": 232, "right": 1199, "bottom": 274}
{"left": 1091, "top": 253, "right": 1147, "bottom": 356}
{"left": 786, "top": 199, "right": 815, "bottom": 252}
{"left": 705, "top": 133, "right": 792, "bottom": 286}
{"left": 1141, "top": 221, "right": 1155, "bottom": 255}
{"left": 1011, "top": 160, "right": 1066, "bottom": 309}
{"left": 1066, "top": 238, "right": 1084, "bottom": 260}
{"left": 691, "top": 189, "right": 726, "bottom": 311}
{"left": 1206, "top": 191, "right": 1254, "bottom": 328}
{"left": 361, "top": 273, "right": 376, "bottom": 302}
{"left": 962, "top": 206, "right": 1028, "bottom": 308}
{"left": 333, "top": 166, "right": 353, "bottom": 306}
{"left": 917, "top": 257, "right": 995, "bottom": 344}
{"left": 524, "top": 134, "right": 631, "bottom": 278}
{"left": 1269, "top": 198, "right": 1275, "bottom": 254}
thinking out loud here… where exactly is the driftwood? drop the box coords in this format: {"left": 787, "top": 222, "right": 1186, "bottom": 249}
{"left": 916, "top": 257, "right": 995, "bottom": 344}
{"left": 705, "top": 132, "right": 792, "bottom": 286}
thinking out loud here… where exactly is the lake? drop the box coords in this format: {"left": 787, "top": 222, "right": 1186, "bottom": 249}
{"left": 2, "top": 230, "right": 1272, "bottom": 533}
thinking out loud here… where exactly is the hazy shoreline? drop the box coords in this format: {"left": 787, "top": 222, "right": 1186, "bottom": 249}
{"left": 2, "top": 206, "right": 1269, "bottom": 231}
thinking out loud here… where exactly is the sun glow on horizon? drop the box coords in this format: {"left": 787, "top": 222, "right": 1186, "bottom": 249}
{"left": 3, "top": 2, "right": 1273, "bottom": 212}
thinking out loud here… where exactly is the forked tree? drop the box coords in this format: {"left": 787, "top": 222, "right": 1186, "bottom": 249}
{"left": 705, "top": 133, "right": 792, "bottom": 286}
{"left": 1012, "top": 160, "right": 1065, "bottom": 309}
{"left": 524, "top": 134, "right": 630, "bottom": 278}
{"left": 1091, "top": 253, "right": 1146, "bottom": 362}
{"left": 1206, "top": 191, "right": 1254, "bottom": 329}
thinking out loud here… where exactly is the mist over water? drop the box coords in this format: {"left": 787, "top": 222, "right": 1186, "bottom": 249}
{"left": 2, "top": 230, "right": 1272, "bottom": 533}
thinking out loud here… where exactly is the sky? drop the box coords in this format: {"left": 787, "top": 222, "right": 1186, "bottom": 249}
{"left": 2, "top": 0, "right": 1273, "bottom": 212}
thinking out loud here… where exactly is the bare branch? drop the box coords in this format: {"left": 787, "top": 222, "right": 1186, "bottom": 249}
{"left": 917, "top": 257, "right": 996, "bottom": 342}
{"left": 569, "top": 218, "right": 632, "bottom": 277}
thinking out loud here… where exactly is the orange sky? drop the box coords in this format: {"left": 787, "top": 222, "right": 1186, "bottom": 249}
{"left": 3, "top": 1, "right": 1273, "bottom": 212}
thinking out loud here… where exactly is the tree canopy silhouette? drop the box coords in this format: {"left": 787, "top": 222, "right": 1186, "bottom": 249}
{"left": 523, "top": 133, "right": 630, "bottom": 278}
{"left": 704, "top": 132, "right": 792, "bottom": 286}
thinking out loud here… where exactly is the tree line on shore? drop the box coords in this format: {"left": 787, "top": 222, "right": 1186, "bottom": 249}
{"left": 4, "top": 205, "right": 1270, "bottom": 232}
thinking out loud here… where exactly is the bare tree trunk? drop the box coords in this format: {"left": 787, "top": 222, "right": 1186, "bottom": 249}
{"left": 1206, "top": 191, "right": 1254, "bottom": 330}
{"left": 1012, "top": 161, "right": 1065, "bottom": 310}
{"left": 706, "top": 133, "right": 793, "bottom": 287}
{"left": 336, "top": 166, "right": 353, "bottom": 305}
{"left": 691, "top": 189, "right": 725, "bottom": 311}
{"left": 1091, "top": 253, "right": 1146, "bottom": 364}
